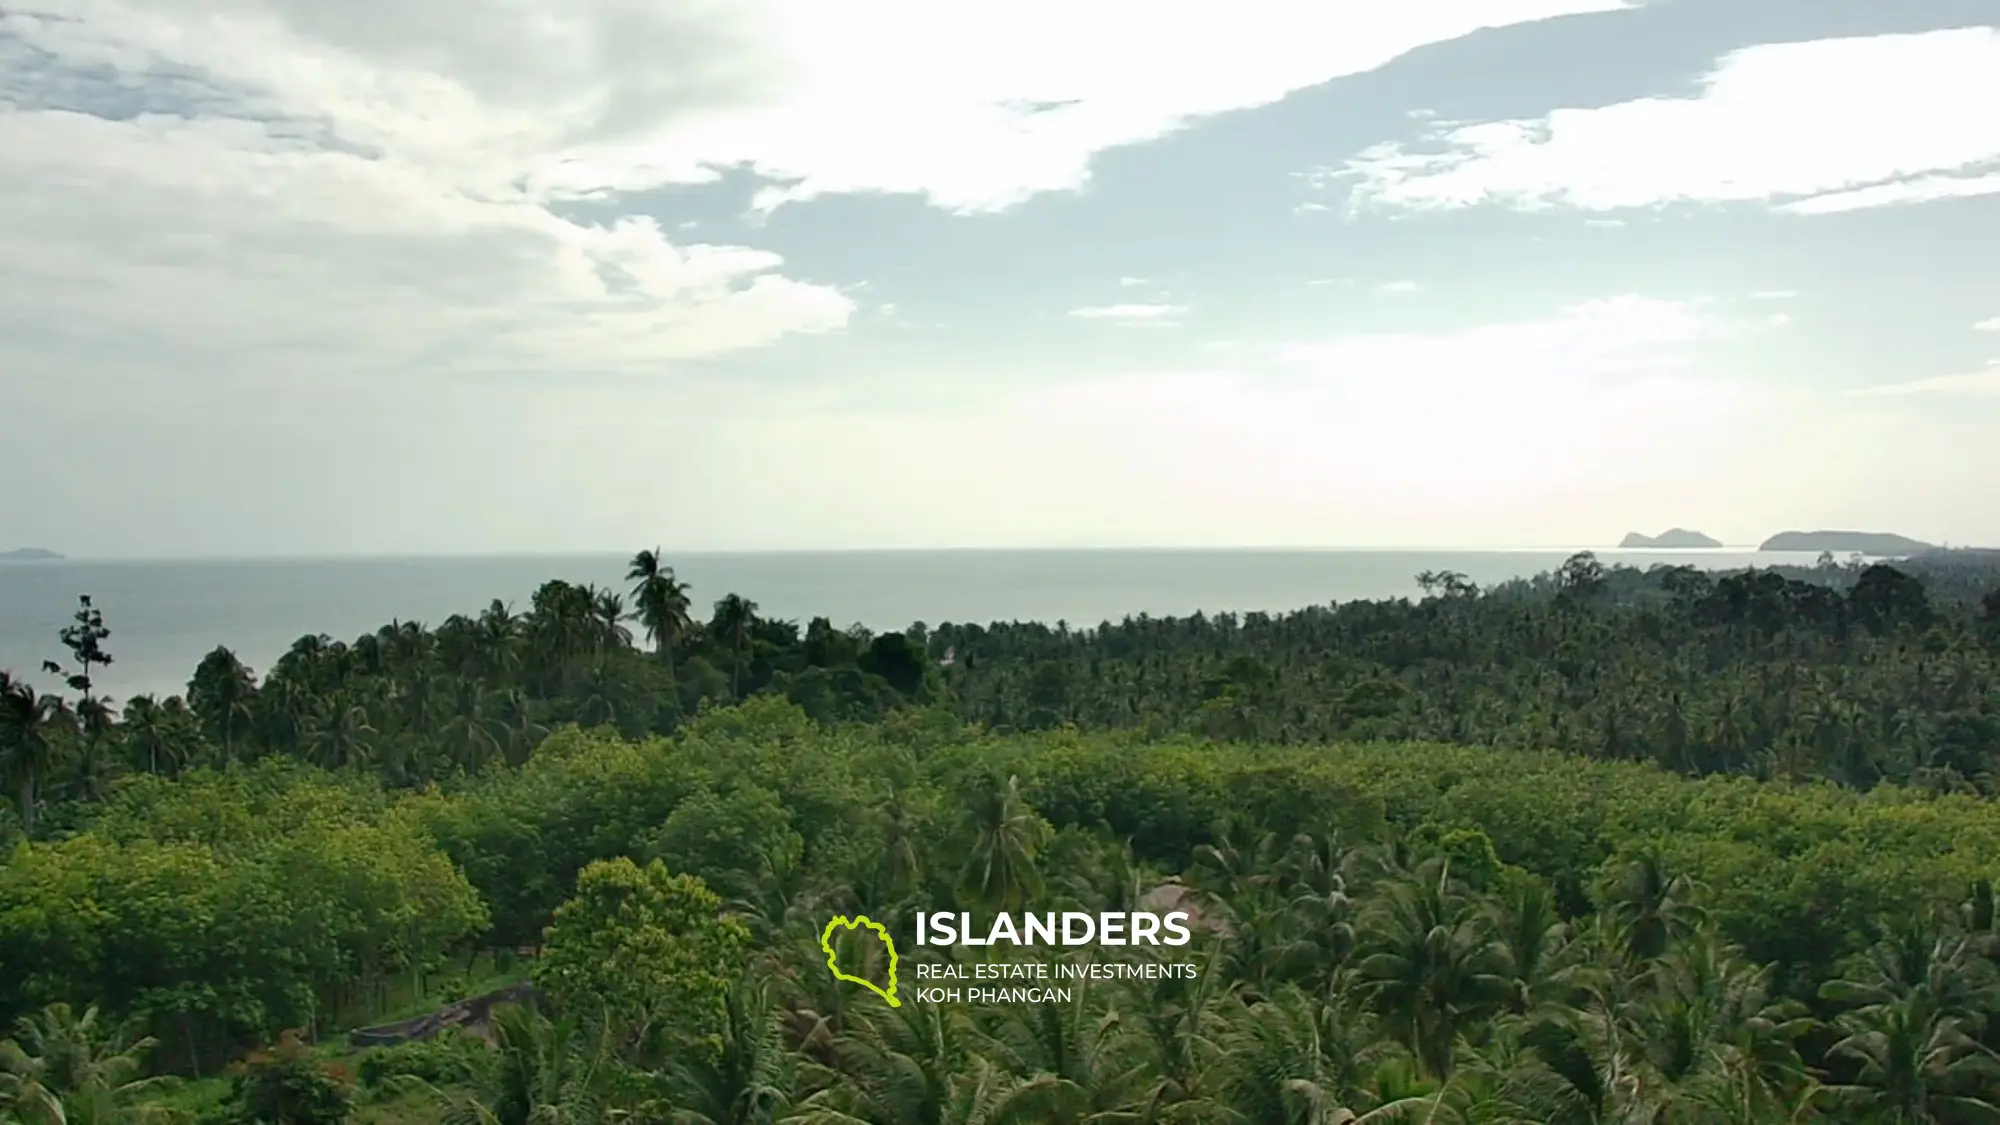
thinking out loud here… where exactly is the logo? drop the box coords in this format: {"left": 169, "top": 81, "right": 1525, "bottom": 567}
{"left": 820, "top": 914, "right": 901, "bottom": 1007}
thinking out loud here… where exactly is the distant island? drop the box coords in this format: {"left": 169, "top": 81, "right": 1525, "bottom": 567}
{"left": 1618, "top": 528, "right": 1722, "bottom": 549}
{"left": 0, "top": 547, "right": 63, "bottom": 562}
{"left": 1759, "top": 530, "right": 1933, "bottom": 554}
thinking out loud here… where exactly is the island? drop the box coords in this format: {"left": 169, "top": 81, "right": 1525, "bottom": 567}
{"left": 0, "top": 547, "right": 63, "bottom": 562}
{"left": 1619, "top": 528, "right": 1722, "bottom": 548}
{"left": 1759, "top": 530, "right": 1933, "bottom": 555}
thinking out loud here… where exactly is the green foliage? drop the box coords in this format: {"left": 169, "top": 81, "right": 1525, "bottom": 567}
{"left": 228, "top": 1030, "right": 351, "bottom": 1125}
{"left": 532, "top": 858, "right": 750, "bottom": 1058}
{"left": 5, "top": 549, "right": 2000, "bottom": 1123}
{"left": 352, "top": 1030, "right": 485, "bottom": 1090}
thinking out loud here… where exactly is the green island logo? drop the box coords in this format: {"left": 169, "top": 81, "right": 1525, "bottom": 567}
{"left": 820, "top": 915, "right": 901, "bottom": 1007}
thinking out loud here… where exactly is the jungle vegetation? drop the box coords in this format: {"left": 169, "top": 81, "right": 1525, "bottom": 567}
{"left": 0, "top": 550, "right": 1998, "bottom": 1123}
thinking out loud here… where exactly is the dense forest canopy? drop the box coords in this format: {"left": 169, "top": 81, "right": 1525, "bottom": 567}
{"left": 1, "top": 549, "right": 1998, "bottom": 1124}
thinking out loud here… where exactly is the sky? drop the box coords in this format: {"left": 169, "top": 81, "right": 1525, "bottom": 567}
{"left": 3, "top": 0, "right": 1999, "bottom": 556}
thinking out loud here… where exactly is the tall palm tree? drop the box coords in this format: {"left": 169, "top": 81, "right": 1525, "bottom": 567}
{"left": 439, "top": 678, "right": 509, "bottom": 776}
{"left": 302, "top": 695, "right": 377, "bottom": 771}
{"left": 0, "top": 676, "right": 71, "bottom": 835}
{"left": 628, "top": 550, "right": 695, "bottom": 683}
{"left": 954, "top": 774, "right": 1048, "bottom": 912}
{"left": 186, "top": 646, "right": 258, "bottom": 766}
{"left": 714, "top": 595, "right": 760, "bottom": 701}
{"left": 473, "top": 600, "right": 526, "bottom": 682}
{"left": 588, "top": 588, "right": 633, "bottom": 652}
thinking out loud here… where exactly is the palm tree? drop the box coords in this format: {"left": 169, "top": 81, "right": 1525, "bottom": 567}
{"left": 302, "top": 695, "right": 377, "bottom": 771}
{"left": 975, "top": 978, "right": 1149, "bottom": 1125}
{"left": 1354, "top": 858, "right": 1512, "bottom": 1079}
{"left": 954, "top": 774, "right": 1048, "bottom": 912}
{"left": 628, "top": 550, "right": 695, "bottom": 683}
{"left": 1814, "top": 918, "right": 2000, "bottom": 1122}
{"left": 473, "top": 600, "right": 526, "bottom": 682}
{"left": 1605, "top": 849, "right": 1706, "bottom": 966}
{"left": 665, "top": 978, "right": 795, "bottom": 1125}
{"left": 0, "top": 1003, "right": 170, "bottom": 1125}
{"left": 431, "top": 1004, "right": 620, "bottom": 1125}
{"left": 1817, "top": 991, "right": 2000, "bottom": 1123}
{"left": 185, "top": 646, "right": 258, "bottom": 766}
{"left": 714, "top": 595, "right": 760, "bottom": 701}
{"left": 0, "top": 675, "right": 71, "bottom": 835}
{"left": 587, "top": 588, "right": 633, "bottom": 652}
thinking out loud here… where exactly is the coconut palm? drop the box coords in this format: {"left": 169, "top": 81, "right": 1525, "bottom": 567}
{"left": 0, "top": 1003, "right": 171, "bottom": 1125}
{"left": 1354, "top": 858, "right": 1512, "bottom": 1079}
{"left": 954, "top": 774, "right": 1048, "bottom": 913}
{"left": 1604, "top": 849, "right": 1706, "bottom": 967}
{"left": 628, "top": 550, "right": 695, "bottom": 682}
{"left": 666, "top": 978, "right": 796, "bottom": 1125}
{"left": 714, "top": 595, "right": 760, "bottom": 701}
{"left": 434, "top": 1004, "right": 620, "bottom": 1125}
{"left": 0, "top": 675, "right": 71, "bottom": 834}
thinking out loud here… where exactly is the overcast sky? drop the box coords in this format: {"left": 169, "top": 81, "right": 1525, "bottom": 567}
{"left": 3, "top": 0, "right": 1998, "bottom": 557}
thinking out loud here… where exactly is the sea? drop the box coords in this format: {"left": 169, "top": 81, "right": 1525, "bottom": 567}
{"left": 0, "top": 549, "right": 1820, "bottom": 704}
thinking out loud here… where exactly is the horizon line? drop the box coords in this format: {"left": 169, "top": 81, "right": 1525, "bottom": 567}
{"left": 7, "top": 544, "right": 1880, "bottom": 564}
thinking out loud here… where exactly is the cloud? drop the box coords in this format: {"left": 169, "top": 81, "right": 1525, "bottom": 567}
{"left": 707, "top": 0, "right": 1637, "bottom": 213}
{"left": 0, "top": 0, "right": 1641, "bottom": 397}
{"left": 1750, "top": 290, "right": 1797, "bottom": 300}
{"left": 1069, "top": 303, "right": 1187, "bottom": 325}
{"left": 0, "top": 2, "right": 860, "bottom": 386}
{"left": 1377, "top": 280, "right": 1425, "bottom": 294}
{"left": 1118, "top": 276, "right": 1150, "bottom": 287}
{"left": 1976, "top": 316, "right": 2000, "bottom": 331}
{"left": 1339, "top": 28, "right": 2000, "bottom": 215}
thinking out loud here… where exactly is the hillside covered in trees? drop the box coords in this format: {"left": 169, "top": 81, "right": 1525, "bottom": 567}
{"left": 2, "top": 550, "right": 1999, "bottom": 1123}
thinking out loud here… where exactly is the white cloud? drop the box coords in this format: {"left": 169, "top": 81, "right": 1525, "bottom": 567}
{"left": 0, "top": 0, "right": 1639, "bottom": 397}
{"left": 1377, "top": 280, "right": 1425, "bottom": 293}
{"left": 1766, "top": 313, "right": 1792, "bottom": 328}
{"left": 717, "top": 0, "right": 1637, "bottom": 213}
{"left": 1340, "top": 28, "right": 2000, "bottom": 215}
{"left": 1069, "top": 303, "right": 1186, "bottom": 324}
{"left": 0, "top": 3, "right": 860, "bottom": 385}
{"left": 1118, "top": 276, "right": 1150, "bottom": 287}
{"left": 1975, "top": 316, "right": 2000, "bottom": 331}
{"left": 0, "top": 0, "right": 1630, "bottom": 217}
{"left": 1751, "top": 290, "right": 1797, "bottom": 300}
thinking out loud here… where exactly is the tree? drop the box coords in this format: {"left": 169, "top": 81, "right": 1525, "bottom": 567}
{"left": 1355, "top": 858, "right": 1511, "bottom": 1079}
{"left": 713, "top": 595, "right": 759, "bottom": 701}
{"left": 1850, "top": 564, "right": 1936, "bottom": 635}
{"left": 0, "top": 1002, "right": 170, "bottom": 1125}
{"left": 430, "top": 1003, "right": 619, "bottom": 1125}
{"left": 532, "top": 857, "right": 750, "bottom": 1059}
{"left": 953, "top": 774, "right": 1049, "bottom": 912}
{"left": 42, "top": 595, "right": 113, "bottom": 705}
{"left": 186, "top": 647, "right": 259, "bottom": 766}
{"left": 230, "top": 1029, "right": 353, "bottom": 1125}
{"left": 627, "top": 549, "right": 694, "bottom": 684}
{"left": 0, "top": 676, "right": 71, "bottom": 835}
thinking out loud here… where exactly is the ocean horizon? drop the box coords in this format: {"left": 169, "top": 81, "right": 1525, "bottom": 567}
{"left": 1, "top": 547, "right": 1823, "bottom": 702}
